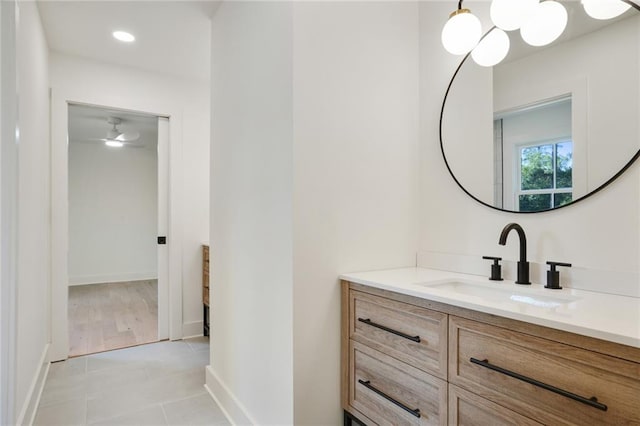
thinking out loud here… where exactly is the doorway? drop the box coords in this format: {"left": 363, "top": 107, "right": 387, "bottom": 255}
{"left": 66, "top": 104, "right": 167, "bottom": 356}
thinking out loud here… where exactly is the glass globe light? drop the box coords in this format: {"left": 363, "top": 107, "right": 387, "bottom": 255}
{"left": 442, "top": 9, "right": 482, "bottom": 55}
{"left": 472, "top": 28, "right": 511, "bottom": 67}
{"left": 490, "top": 0, "right": 539, "bottom": 31}
{"left": 582, "top": 0, "right": 631, "bottom": 20}
{"left": 520, "top": 0, "right": 568, "bottom": 47}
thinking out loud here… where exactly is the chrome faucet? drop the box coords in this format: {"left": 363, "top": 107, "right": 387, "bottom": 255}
{"left": 498, "top": 223, "right": 531, "bottom": 285}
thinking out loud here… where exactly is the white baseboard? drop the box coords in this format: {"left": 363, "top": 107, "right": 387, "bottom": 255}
{"left": 205, "top": 365, "right": 256, "bottom": 425}
{"left": 182, "top": 320, "right": 204, "bottom": 338}
{"left": 68, "top": 272, "right": 158, "bottom": 286}
{"left": 16, "top": 343, "right": 50, "bottom": 426}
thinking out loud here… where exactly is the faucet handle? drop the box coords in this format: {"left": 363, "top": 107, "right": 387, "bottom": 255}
{"left": 482, "top": 256, "right": 504, "bottom": 281}
{"left": 545, "top": 261, "right": 572, "bottom": 289}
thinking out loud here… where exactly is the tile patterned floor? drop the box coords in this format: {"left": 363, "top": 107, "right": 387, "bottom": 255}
{"left": 34, "top": 337, "right": 229, "bottom": 426}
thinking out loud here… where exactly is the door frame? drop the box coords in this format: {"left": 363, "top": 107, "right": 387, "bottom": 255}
{"left": 0, "top": 0, "right": 18, "bottom": 422}
{"left": 50, "top": 93, "right": 184, "bottom": 361}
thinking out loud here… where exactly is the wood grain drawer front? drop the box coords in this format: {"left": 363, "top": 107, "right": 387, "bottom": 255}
{"left": 351, "top": 341, "right": 447, "bottom": 426}
{"left": 449, "top": 384, "right": 542, "bottom": 426}
{"left": 203, "top": 287, "right": 209, "bottom": 306}
{"left": 449, "top": 316, "right": 640, "bottom": 425}
{"left": 350, "top": 290, "right": 448, "bottom": 379}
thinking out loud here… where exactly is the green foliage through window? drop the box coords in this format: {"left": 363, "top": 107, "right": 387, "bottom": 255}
{"left": 518, "top": 141, "right": 572, "bottom": 211}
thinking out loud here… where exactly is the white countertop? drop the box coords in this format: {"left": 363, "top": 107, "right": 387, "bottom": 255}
{"left": 340, "top": 267, "right": 640, "bottom": 349}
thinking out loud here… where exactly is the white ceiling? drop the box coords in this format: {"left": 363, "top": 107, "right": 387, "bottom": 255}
{"left": 37, "top": 0, "right": 217, "bottom": 82}
{"left": 68, "top": 103, "right": 158, "bottom": 150}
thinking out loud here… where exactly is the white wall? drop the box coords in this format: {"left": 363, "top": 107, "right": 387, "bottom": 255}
{"left": 15, "top": 1, "right": 51, "bottom": 423}
{"left": 68, "top": 141, "right": 158, "bottom": 285}
{"left": 291, "top": 2, "right": 419, "bottom": 424}
{"left": 49, "top": 52, "right": 210, "bottom": 357}
{"left": 0, "top": 1, "right": 19, "bottom": 423}
{"left": 419, "top": 2, "right": 640, "bottom": 298}
{"left": 209, "top": 2, "right": 294, "bottom": 424}
{"left": 209, "top": 1, "right": 419, "bottom": 424}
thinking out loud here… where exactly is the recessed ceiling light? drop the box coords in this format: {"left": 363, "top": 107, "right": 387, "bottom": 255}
{"left": 105, "top": 140, "right": 124, "bottom": 148}
{"left": 113, "top": 31, "right": 135, "bottom": 43}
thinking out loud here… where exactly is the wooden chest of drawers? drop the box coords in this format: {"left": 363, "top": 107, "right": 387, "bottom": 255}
{"left": 203, "top": 244, "right": 210, "bottom": 336}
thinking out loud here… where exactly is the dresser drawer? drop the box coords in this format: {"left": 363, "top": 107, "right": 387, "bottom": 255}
{"left": 449, "top": 316, "right": 640, "bottom": 425}
{"left": 350, "top": 290, "right": 448, "bottom": 379}
{"left": 350, "top": 340, "right": 447, "bottom": 426}
{"left": 203, "top": 287, "right": 209, "bottom": 306}
{"left": 449, "top": 384, "right": 542, "bottom": 426}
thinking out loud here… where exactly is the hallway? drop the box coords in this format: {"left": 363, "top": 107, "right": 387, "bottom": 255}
{"left": 34, "top": 338, "right": 228, "bottom": 425}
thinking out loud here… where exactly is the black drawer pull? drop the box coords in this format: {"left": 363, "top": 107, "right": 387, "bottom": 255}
{"left": 470, "top": 358, "right": 608, "bottom": 411}
{"left": 357, "top": 318, "right": 421, "bottom": 343}
{"left": 358, "top": 379, "right": 421, "bottom": 418}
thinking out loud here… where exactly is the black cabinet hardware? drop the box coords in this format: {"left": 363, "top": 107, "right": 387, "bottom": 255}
{"left": 470, "top": 358, "right": 607, "bottom": 411}
{"left": 358, "top": 380, "right": 421, "bottom": 418}
{"left": 482, "top": 256, "right": 504, "bottom": 281}
{"left": 357, "top": 318, "right": 420, "bottom": 343}
{"left": 157, "top": 236, "right": 167, "bottom": 244}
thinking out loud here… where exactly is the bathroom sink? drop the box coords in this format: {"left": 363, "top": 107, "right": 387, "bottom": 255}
{"left": 417, "top": 279, "right": 580, "bottom": 308}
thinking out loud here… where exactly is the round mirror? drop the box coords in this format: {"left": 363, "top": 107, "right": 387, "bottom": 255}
{"left": 440, "top": 1, "right": 640, "bottom": 213}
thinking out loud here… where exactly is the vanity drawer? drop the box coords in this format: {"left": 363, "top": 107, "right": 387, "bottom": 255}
{"left": 448, "top": 384, "right": 542, "bottom": 426}
{"left": 350, "top": 340, "right": 447, "bottom": 426}
{"left": 350, "top": 290, "right": 448, "bottom": 379}
{"left": 449, "top": 316, "right": 640, "bottom": 425}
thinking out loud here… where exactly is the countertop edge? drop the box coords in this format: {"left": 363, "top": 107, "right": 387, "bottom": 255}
{"left": 340, "top": 268, "right": 640, "bottom": 349}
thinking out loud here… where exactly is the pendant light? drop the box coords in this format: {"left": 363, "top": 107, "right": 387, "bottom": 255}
{"left": 520, "top": 0, "right": 568, "bottom": 47}
{"left": 582, "top": 0, "right": 631, "bottom": 20}
{"left": 472, "top": 27, "right": 511, "bottom": 67}
{"left": 441, "top": 1, "right": 482, "bottom": 55}
{"left": 490, "top": 0, "right": 539, "bottom": 31}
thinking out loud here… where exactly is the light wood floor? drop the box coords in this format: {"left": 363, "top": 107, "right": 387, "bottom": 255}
{"left": 68, "top": 280, "right": 158, "bottom": 357}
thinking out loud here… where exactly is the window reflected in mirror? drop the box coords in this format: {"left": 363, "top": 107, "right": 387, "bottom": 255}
{"left": 494, "top": 97, "right": 573, "bottom": 211}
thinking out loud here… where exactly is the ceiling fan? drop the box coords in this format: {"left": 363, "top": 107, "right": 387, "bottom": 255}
{"left": 95, "top": 117, "right": 141, "bottom": 147}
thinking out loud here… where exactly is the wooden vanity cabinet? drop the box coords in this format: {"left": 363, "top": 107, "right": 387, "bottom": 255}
{"left": 341, "top": 281, "right": 640, "bottom": 426}
{"left": 449, "top": 316, "right": 640, "bottom": 425}
{"left": 448, "top": 384, "right": 542, "bottom": 426}
{"left": 343, "top": 283, "right": 448, "bottom": 425}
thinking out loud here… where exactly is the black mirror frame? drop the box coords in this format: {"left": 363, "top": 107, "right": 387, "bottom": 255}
{"left": 439, "top": 0, "right": 640, "bottom": 214}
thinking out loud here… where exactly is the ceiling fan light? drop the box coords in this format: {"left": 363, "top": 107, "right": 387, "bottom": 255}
{"left": 520, "top": 0, "right": 568, "bottom": 47}
{"left": 442, "top": 8, "right": 482, "bottom": 55}
{"left": 582, "top": 0, "right": 631, "bottom": 20}
{"left": 490, "top": 0, "right": 539, "bottom": 31}
{"left": 105, "top": 140, "right": 124, "bottom": 148}
{"left": 472, "top": 28, "right": 511, "bottom": 67}
{"left": 113, "top": 31, "right": 135, "bottom": 43}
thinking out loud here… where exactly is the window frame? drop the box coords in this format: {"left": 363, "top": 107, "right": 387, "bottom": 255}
{"left": 515, "top": 137, "right": 573, "bottom": 211}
